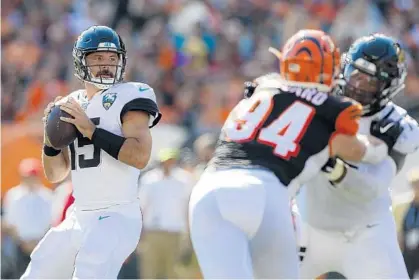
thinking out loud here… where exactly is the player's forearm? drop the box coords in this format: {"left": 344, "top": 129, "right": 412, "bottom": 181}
{"left": 331, "top": 134, "right": 388, "bottom": 164}
{"left": 118, "top": 138, "right": 151, "bottom": 169}
{"left": 42, "top": 147, "right": 70, "bottom": 183}
{"left": 331, "top": 134, "right": 366, "bottom": 161}
{"left": 89, "top": 126, "right": 152, "bottom": 170}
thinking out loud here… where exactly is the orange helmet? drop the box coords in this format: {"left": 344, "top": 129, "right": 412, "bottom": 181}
{"left": 269, "top": 29, "right": 340, "bottom": 89}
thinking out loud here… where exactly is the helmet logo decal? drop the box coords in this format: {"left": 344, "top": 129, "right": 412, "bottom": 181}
{"left": 98, "top": 42, "right": 117, "bottom": 48}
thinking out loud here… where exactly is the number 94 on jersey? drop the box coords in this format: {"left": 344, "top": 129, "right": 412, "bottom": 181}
{"left": 223, "top": 96, "right": 315, "bottom": 160}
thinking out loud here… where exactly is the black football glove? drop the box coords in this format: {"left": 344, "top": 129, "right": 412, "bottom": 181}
{"left": 244, "top": 81, "right": 257, "bottom": 99}
{"left": 370, "top": 117, "right": 404, "bottom": 152}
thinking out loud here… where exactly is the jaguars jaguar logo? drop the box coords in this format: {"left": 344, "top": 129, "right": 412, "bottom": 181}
{"left": 102, "top": 93, "right": 117, "bottom": 110}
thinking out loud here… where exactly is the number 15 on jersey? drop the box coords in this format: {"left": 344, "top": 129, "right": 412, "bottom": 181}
{"left": 223, "top": 96, "right": 315, "bottom": 160}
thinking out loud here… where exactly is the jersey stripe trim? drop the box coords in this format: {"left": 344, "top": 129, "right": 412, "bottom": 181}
{"left": 120, "top": 98, "right": 162, "bottom": 128}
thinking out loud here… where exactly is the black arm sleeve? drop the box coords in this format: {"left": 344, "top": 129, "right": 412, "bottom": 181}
{"left": 120, "top": 98, "right": 162, "bottom": 128}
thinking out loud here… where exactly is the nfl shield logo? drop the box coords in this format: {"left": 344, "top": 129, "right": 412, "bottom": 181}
{"left": 102, "top": 93, "right": 117, "bottom": 110}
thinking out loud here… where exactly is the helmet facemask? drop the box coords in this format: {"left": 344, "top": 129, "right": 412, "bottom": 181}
{"left": 342, "top": 57, "right": 404, "bottom": 116}
{"left": 73, "top": 47, "right": 126, "bottom": 90}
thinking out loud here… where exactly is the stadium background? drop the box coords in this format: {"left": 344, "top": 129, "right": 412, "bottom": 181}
{"left": 2, "top": 0, "right": 419, "bottom": 278}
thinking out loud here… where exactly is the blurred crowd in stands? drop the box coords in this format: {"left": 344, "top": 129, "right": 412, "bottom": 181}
{"left": 2, "top": 0, "right": 419, "bottom": 131}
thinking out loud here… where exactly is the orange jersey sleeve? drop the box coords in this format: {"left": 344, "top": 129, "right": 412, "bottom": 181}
{"left": 334, "top": 102, "right": 363, "bottom": 135}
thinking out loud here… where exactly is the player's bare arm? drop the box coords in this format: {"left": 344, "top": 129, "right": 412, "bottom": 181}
{"left": 42, "top": 97, "right": 71, "bottom": 182}
{"left": 42, "top": 146, "right": 71, "bottom": 183}
{"left": 118, "top": 110, "right": 151, "bottom": 169}
{"left": 325, "top": 115, "right": 405, "bottom": 185}
{"left": 330, "top": 133, "right": 388, "bottom": 163}
{"left": 328, "top": 102, "right": 389, "bottom": 164}
{"left": 60, "top": 97, "right": 152, "bottom": 169}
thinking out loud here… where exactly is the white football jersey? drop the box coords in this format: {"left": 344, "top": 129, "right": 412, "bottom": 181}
{"left": 297, "top": 102, "right": 419, "bottom": 230}
{"left": 359, "top": 102, "right": 419, "bottom": 154}
{"left": 66, "top": 82, "right": 161, "bottom": 210}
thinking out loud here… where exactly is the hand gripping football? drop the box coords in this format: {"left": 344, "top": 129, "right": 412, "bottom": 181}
{"left": 45, "top": 98, "right": 78, "bottom": 149}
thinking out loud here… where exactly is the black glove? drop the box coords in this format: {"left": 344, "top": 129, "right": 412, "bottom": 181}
{"left": 370, "top": 117, "right": 404, "bottom": 152}
{"left": 244, "top": 81, "right": 257, "bottom": 99}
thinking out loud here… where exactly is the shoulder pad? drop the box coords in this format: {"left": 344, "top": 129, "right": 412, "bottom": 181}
{"left": 113, "top": 82, "right": 157, "bottom": 103}
{"left": 383, "top": 103, "right": 407, "bottom": 119}
{"left": 67, "top": 89, "right": 85, "bottom": 99}
{"left": 57, "top": 90, "right": 86, "bottom": 106}
{"left": 390, "top": 105, "right": 419, "bottom": 154}
{"left": 255, "top": 76, "right": 285, "bottom": 91}
{"left": 254, "top": 72, "right": 282, "bottom": 85}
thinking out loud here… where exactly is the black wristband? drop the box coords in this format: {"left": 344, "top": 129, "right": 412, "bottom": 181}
{"left": 91, "top": 128, "right": 126, "bottom": 159}
{"left": 43, "top": 145, "right": 61, "bottom": 156}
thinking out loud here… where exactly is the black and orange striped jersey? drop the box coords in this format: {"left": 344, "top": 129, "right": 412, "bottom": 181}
{"left": 209, "top": 85, "right": 362, "bottom": 186}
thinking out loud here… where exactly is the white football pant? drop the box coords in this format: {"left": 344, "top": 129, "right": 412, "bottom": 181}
{"left": 299, "top": 214, "right": 409, "bottom": 279}
{"left": 189, "top": 168, "right": 299, "bottom": 279}
{"left": 21, "top": 200, "right": 142, "bottom": 279}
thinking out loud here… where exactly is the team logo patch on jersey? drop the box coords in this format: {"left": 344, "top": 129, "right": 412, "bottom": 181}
{"left": 81, "top": 102, "right": 88, "bottom": 110}
{"left": 102, "top": 93, "right": 117, "bottom": 110}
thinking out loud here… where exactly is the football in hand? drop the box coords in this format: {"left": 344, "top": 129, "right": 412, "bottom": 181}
{"left": 46, "top": 103, "right": 78, "bottom": 149}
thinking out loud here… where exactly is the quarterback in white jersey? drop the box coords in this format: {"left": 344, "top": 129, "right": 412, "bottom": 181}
{"left": 21, "top": 26, "right": 161, "bottom": 279}
{"left": 296, "top": 34, "right": 418, "bottom": 278}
